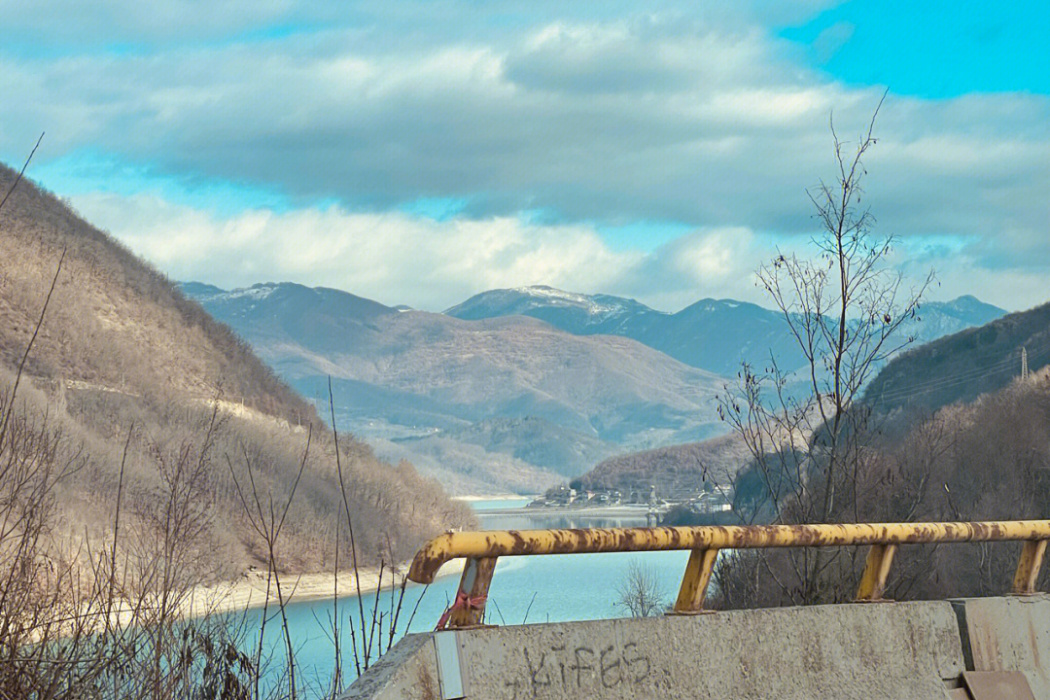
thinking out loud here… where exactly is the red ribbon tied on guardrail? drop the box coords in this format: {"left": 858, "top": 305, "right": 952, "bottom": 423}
{"left": 435, "top": 591, "right": 487, "bottom": 630}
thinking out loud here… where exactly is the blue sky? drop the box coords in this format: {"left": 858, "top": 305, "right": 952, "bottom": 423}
{"left": 1, "top": 0, "right": 1048, "bottom": 312}
{"left": 783, "top": 1, "right": 1050, "bottom": 98}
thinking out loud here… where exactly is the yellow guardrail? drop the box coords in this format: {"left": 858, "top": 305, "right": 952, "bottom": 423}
{"left": 407, "top": 520, "right": 1050, "bottom": 629}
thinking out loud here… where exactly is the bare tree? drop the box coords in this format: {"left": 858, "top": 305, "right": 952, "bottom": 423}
{"left": 717, "top": 96, "right": 934, "bottom": 605}
{"left": 615, "top": 560, "right": 665, "bottom": 618}
{"left": 227, "top": 425, "right": 311, "bottom": 700}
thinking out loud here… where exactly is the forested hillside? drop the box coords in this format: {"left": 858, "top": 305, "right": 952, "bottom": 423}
{"left": 864, "top": 302, "right": 1050, "bottom": 418}
{"left": 572, "top": 432, "right": 751, "bottom": 495}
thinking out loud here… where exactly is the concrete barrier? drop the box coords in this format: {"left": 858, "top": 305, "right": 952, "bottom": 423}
{"left": 952, "top": 596, "right": 1050, "bottom": 699}
{"left": 343, "top": 600, "right": 966, "bottom": 700}
{"left": 340, "top": 634, "right": 438, "bottom": 700}
{"left": 344, "top": 596, "right": 1050, "bottom": 699}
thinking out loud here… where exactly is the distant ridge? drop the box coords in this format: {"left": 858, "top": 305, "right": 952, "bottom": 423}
{"left": 185, "top": 280, "right": 1008, "bottom": 494}
{"left": 185, "top": 282, "right": 728, "bottom": 494}
{"left": 446, "top": 285, "right": 659, "bottom": 334}
{"left": 446, "top": 285, "right": 1006, "bottom": 377}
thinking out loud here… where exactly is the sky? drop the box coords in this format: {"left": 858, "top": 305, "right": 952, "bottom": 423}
{"left": 1, "top": 0, "right": 1048, "bottom": 313}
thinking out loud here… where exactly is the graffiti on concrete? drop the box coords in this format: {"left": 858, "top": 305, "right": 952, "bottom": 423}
{"left": 503, "top": 641, "right": 651, "bottom": 698}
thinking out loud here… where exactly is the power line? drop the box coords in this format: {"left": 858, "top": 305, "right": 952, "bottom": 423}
{"left": 870, "top": 354, "right": 1038, "bottom": 404}
{"left": 868, "top": 357, "right": 1018, "bottom": 403}
{"left": 866, "top": 337, "right": 1050, "bottom": 406}
{"left": 870, "top": 351, "right": 1049, "bottom": 405}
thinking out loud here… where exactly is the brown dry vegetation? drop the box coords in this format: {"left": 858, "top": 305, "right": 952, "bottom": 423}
{"left": 0, "top": 162, "right": 472, "bottom": 579}
{"left": 0, "top": 158, "right": 474, "bottom": 697}
{"left": 710, "top": 105, "right": 1047, "bottom": 610}
{"left": 0, "top": 371, "right": 441, "bottom": 698}
{"left": 572, "top": 432, "right": 751, "bottom": 494}
{"left": 716, "top": 369, "right": 1050, "bottom": 610}
{"left": 876, "top": 370, "right": 1050, "bottom": 598}
{"left": 0, "top": 180, "right": 305, "bottom": 424}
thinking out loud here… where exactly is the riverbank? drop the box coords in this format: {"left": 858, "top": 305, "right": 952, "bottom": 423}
{"left": 181, "top": 559, "right": 466, "bottom": 619}
{"left": 480, "top": 504, "right": 660, "bottom": 518}
{"left": 451, "top": 494, "right": 537, "bottom": 502}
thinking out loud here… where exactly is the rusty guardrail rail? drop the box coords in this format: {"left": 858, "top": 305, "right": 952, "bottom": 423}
{"left": 407, "top": 520, "right": 1050, "bottom": 629}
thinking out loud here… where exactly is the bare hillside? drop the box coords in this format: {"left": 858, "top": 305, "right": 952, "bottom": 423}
{"left": 0, "top": 163, "right": 471, "bottom": 577}
{"left": 0, "top": 171, "right": 309, "bottom": 422}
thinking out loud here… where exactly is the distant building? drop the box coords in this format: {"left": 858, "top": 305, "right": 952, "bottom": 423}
{"left": 543, "top": 485, "right": 577, "bottom": 506}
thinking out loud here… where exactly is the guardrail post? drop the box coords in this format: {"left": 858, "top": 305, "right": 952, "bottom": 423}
{"left": 444, "top": 556, "right": 497, "bottom": 629}
{"left": 672, "top": 548, "right": 719, "bottom": 614}
{"left": 856, "top": 543, "right": 897, "bottom": 601}
{"left": 1011, "top": 540, "right": 1047, "bottom": 595}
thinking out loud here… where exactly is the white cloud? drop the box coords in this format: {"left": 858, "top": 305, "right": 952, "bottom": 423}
{"left": 69, "top": 190, "right": 778, "bottom": 311}
{"left": 2, "top": 14, "right": 1042, "bottom": 235}
{"left": 1, "top": 3, "right": 1048, "bottom": 311}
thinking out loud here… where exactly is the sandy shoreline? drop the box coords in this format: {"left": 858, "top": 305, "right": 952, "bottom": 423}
{"left": 451, "top": 494, "right": 536, "bottom": 502}
{"left": 479, "top": 504, "right": 657, "bottom": 518}
{"left": 181, "top": 559, "right": 465, "bottom": 619}
{"left": 182, "top": 501, "right": 652, "bottom": 619}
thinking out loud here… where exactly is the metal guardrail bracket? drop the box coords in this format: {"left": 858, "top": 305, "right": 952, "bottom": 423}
{"left": 672, "top": 548, "right": 719, "bottom": 614}
{"left": 441, "top": 556, "right": 497, "bottom": 629}
{"left": 1011, "top": 540, "right": 1047, "bottom": 596}
{"left": 856, "top": 543, "right": 898, "bottom": 602}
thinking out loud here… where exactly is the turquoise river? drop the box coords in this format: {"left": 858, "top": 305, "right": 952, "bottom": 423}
{"left": 238, "top": 498, "right": 691, "bottom": 694}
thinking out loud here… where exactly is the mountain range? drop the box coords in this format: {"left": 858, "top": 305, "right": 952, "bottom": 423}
{"left": 573, "top": 294, "right": 1044, "bottom": 499}
{"left": 183, "top": 282, "right": 726, "bottom": 494}
{"left": 447, "top": 286, "right": 1006, "bottom": 377}
{"left": 184, "top": 281, "right": 1006, "bottom": 494}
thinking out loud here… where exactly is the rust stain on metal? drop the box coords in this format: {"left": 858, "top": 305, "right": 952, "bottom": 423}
{"left": 1012, "top": 540, "right": 1047, "bottom": 595}
{"left": 445, "top": 555, "right": 497, "bottom": 628}
{"left": 672, "top": 547, "right": 719, "bottom": 614}
{"left": 856, "top": 543, "right": 898, "bottom": 601}
{"left": 407, "top": 520, "right": 1050, "bottom": 586}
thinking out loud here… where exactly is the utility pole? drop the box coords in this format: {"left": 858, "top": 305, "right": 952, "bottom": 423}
{"left": 1022, "top": 346, "right": 1029, "bottom": 381}
{"left": 647, "top": 484, "right": 657, "bottom": 527}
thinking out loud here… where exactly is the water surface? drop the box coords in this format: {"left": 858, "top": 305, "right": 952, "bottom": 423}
{"left": 248, "top": 500, "right": 688, "bottom": 694}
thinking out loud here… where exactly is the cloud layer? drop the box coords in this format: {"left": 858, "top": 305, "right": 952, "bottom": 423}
{"left": 72, "top": 191, "right": 772, "bottom": 311}
{"left": 2, "top": 2, "right": 1048, "bottom": 311}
